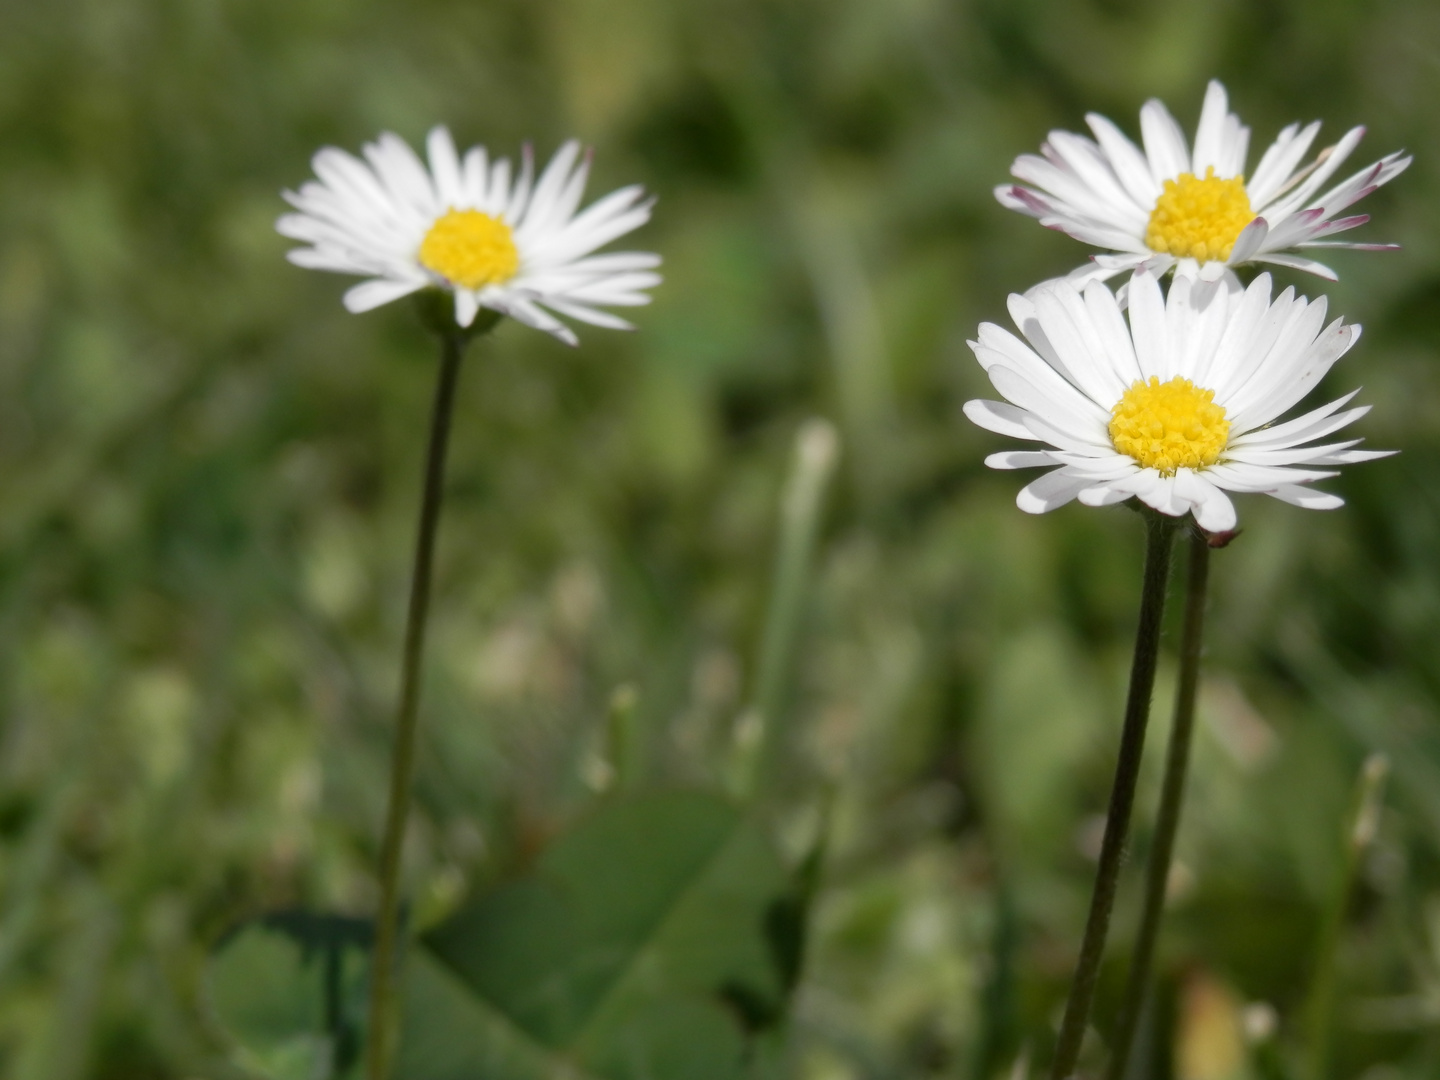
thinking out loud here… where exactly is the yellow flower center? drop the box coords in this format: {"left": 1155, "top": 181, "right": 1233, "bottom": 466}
{"left": 1145, "top": 167, "right": 1254, "bottom": 262}
{"left": 418, "top": 209, "right": 520, "bottom": 290}
{"left": 1108, "top": 376, "right": 1230, "bottom": 476}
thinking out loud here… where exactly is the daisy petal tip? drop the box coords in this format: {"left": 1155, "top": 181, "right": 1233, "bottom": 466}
{"left": 1193, "top": 497, "right": 1238, "bottom": 534}
{"left": 1076, "top": 486, "right": 1121, "bottom": 508}
{"left": 1014, "top": 491, "right": 1049, "bottom": 515}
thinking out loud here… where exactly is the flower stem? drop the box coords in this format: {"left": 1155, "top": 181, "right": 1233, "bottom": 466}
{"left": 1105, "top": 527, "right": 1211, "bottom": 1080}
{"left": 1048, "top": 509, "right": 1176, "bottom": 1080}
{"left": 365, "top": 327, "right": 470, "bottom": 1080}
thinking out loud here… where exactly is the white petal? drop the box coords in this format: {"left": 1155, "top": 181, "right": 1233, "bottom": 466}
{"left": 1225, "top": 439, "right": 1363, "bottom": 467}
{"left": 1083, "top": 280, "right": 1143, "bottom": 385}
{"left": 489, "top": 152, "right": 518, "bottom": 218}
{"left": 1263, "top": 126, "right": 1366, "bottom": 223}
{"left": 517, "top": 140, "right": 582, "bottom": 233}
{"left": 986, "top": 451, "right": 1057, "bottom": 470}
{"left": 996, "top": 183, "right": 1056, "bottom": 218}
{"left": 1045, "top": 130, "right": 1148, "bottom": 223}
{"left": 1250, "top": 252, "right": 1339, "bottom": 280}
{"left": 426, "top": 126, "right": 465, "bottom": 207}
{"left": 1182, "top": 472, "right": 1238, "bottom": 532}
{"left": 539, "top": 297, "right": 635, "bottom": 330}
{"left": 1021, "top": 411, "right": 1118, "bottom": 457}
{"left": 1086, "top": 112, "right": 1160, "bottom": 207}
{"left": 287, "top": 246, "right": 372, "bottom": 275}
{"left": 1047, "top": 452, "right": 1142, "bottom": 479}
{"left": 1224, "top": 296, "right": 1330, "bottom": 417}
{"left": 491, "top": 294, "right": 579, "bottom": 347}
{"left": 1248, "top": 122, "right": 1320, "bottom": 208}
{"left": 1229, "top": 392, "right": 1364, "bottom": 449}
{"left": 1077, "top": 482, "right": 1135, "bottom": 507}
{"left": 454, "top": 289, "right": 480, "bottom": 327}
{"left": 1227, "top": 217, "right": 1270, "bottom": 265}
{"left": 1208, "top": 280, "right": 1293, "bottom": 403}
{"left": 1016, "top": 468, "right": 1093, "bottom": 513}
{"left": 1203, "top": 462, "right": 1339, "bottom": 492}
{"left": 1012, "top": 153, "right": 1142, "bottom": 231}
{"left": 1140, "top": 98, "right": 1191, "bottom": 183}
{"left": 342, "top": 277, "right": 425, "bottom": 313}
{"left": 964, "top": 399, "right": 1038, "bottom": 440}
{"left": 1128, "top": 471, "right": 1187, "bottom": 518}
{"left": 1191, "top": 80, "right": 1232, "bottom": 176}
{"left": 1311, "top": 448, "right": 1395, "bottom": 464}
{"left": 1127, "top": 272, "right": 1168, "bottom": 380}
{"left": 1220, "top": 113, "right": 1250, "bottom": 179}
{"left": 1229, "top": 316, "right": 1359, "bottom": 434}
{"left": 1165, "top": 274, "right": 1230, "bottom": 383}
{"left": 1066, "top": 255, "right": 1145, "bottom": 289}
{"left": 1266, "top": 484, "right": 1344, "bottom": 510}
{"left": 1039, "top": 212, "right": 1152, "bottom": 254}
{"left": 364, "top": 133, "right": 437, "bottom": 216}
{"left": 988, "top": 365, "right": 1110, "bottom": 445}
{"left": 975, "top": 321, "right": 1095, "bottom": 412}
{"left": 1032, "top": 282, "right": 1130, "bottom": 404}
{"left": 462, "top": 146, "right": 490, "bottom": 206}
{"left": 1001, "top": 298, "right": 1077, "bottom": 385}
{"left": 1307, "top": 152, "right": 1412, "bottom": 218}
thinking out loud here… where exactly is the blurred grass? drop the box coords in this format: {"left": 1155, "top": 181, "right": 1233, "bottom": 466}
{"left": 0, "top": 0, "right": 1439, "bottom": 1076}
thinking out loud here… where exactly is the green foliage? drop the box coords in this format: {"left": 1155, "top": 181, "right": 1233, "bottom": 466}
{"left": 412, "top": 790, "right": 787, "bottom": 1073}
{"left": 206, "top": 914, "right": 370, "bottom": 1080}
{"left": 0, "top": 0, "right": 1439, "bottom": 1078}
{"left": 207, "top": 794, "right": 795, "bottom": 1080}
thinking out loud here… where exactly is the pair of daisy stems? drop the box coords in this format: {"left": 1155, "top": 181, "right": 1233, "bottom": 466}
{"left": 983, "top": 79, "right": 1406, "bottom": 1080}
{"left": 1048, "top": 512, "right": 1212, "bottom": 1080}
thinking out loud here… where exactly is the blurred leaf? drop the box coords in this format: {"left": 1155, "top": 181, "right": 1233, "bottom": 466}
{"left": 402, "top": 790, "right": 790, "bottom": 1080}
{"left": 204, "top": 912, "right": 371, "bottom": 1080}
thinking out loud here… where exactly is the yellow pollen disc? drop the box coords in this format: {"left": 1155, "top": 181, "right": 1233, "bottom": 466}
{"left": 1108, "top": 376, "right": 1230, "bottom": 476}
{"left": 1145, "top": 167, "right": 1254, "bottom": 262}
{"left": 418, "top": 209, "right": 520, "bottom": 290}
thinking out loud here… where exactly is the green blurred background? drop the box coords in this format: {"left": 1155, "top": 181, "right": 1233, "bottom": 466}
{"left": 1, "top": 0, "right": 1439, "bottom": 1076}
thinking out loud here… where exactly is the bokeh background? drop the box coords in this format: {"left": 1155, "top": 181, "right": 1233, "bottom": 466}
{"left": 1, "top": 0, "right": 1439, "bottom": 1077}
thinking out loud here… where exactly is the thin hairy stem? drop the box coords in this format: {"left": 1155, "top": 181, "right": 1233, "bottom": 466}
{"left": 1106, "top": 528, "right": 1211, "bottom": 1080}
{"left": 1049, "top": 509, "right": 1176, "bottom": 1080}
{"left": 365, "top": 328, "right": 469, "bottom": 1080}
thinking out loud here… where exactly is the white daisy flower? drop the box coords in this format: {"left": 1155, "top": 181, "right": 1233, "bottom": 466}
{"left": 964, "top": 272, "right": 1392, "bottom": 532}
{"left": 277, "top": 127, "right": 661, "bottom": 345}
{"left": 996, "top": 80, "right": 1410, "bottom": 285}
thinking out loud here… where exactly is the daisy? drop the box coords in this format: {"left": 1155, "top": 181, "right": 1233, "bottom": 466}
{"left": 995, "top": 80, "right": 1410, "bottom": 285}
{"left": 277, "top": 127, "right": 660, "bottom": 345}
{"left": 964, "top": 271, "right": 1391, "bottom": 532}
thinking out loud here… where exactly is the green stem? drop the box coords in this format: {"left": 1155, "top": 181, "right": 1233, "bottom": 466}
{"left": 1048, "top": 509, "right": 1176, "bottom": 1080}
{"left": 1106, "top": 528, "right": 1211, "bottom": 1080}
{"left": 1303, "top": 752, "right": 1389, "bottom": 1080}
{"left": 729, "top": 419, "right": 839, "bottom": 799}
{"left": 365, "top": 328, "right": 470, "bottom": 1080}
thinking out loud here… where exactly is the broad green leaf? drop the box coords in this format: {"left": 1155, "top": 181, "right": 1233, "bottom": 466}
{"left": 400, "top": 791, "right": 789, "bottom": 1080}
{"left": 204, "top": 912, "right": 371, "bottom": 1080}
